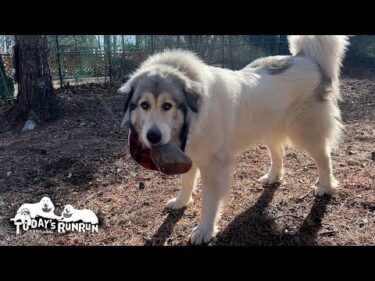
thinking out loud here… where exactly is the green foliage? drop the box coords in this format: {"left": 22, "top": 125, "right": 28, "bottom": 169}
{"left": 0, "top": 57, "right": 14, "bottom": 99}
{"left": 346, "top": 36, "right": 375, "bottom": 66}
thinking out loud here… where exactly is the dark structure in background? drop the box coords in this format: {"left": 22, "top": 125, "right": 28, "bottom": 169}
{"left": 0, "top": 35, "right": 374, "bottom": 96}
{"left": 1, "top": 35, "right": 59, "bottom": 131}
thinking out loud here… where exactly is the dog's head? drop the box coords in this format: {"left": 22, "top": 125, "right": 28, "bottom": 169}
{"left": 62, "top": 204, "right": 74, "bottom": 218}
{"left": 40, "top": 197, "right": 54, "bottom": 213}
{"left": 120, "top": 64, "right": 203, "bottom": 149}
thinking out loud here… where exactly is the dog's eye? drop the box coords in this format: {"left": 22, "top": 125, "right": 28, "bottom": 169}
{"left": 162, "top": 102, "right": 172, "bottom": 111}
{"left": 140, "top": 101, "right": 150, "bottom": 110}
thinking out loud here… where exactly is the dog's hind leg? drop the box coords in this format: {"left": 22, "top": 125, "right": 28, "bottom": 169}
{"left": 166, "top": 164, "right": 199, "bottom": 210}
{"left": 286, "top": 98, "right": 342, "bottom": 196}
{"left": 258, "top": 142, "right": 285, "bottom": 185}
{"left": 303, "top": 144, "right": 339, "bottom": 196}
{"left": 189, "top": 156, "right": 232, "bottom": 245}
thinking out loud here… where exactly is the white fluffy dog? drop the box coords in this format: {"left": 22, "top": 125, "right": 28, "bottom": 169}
{"left": 61, "top": 204, "right": 99, "bottom": 224}
{"left": 11, "top": 196, "right": 59, "bottom": 222}
{"left": 121, "top": 36, "right": 350, "bottom": 245}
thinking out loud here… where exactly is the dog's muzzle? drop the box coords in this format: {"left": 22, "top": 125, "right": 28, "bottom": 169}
{"left": 128, "top": 127, "right": 187, "bottom": 171}
{"left": 42, "top": 206, "right": 52, "bottom": 213}
{"left": 63, "top": 212, "right": 72, "bottom": 218}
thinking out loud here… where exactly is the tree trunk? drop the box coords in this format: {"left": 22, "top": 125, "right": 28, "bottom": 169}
{"left": 1, "top": 35, "right": 59, "bottom": 131}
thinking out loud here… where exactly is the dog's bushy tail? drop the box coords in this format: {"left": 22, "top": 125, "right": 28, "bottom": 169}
{"left": 288, "top": 36, "right": 350, "bottom": 149}
{"left": 288, "top": 35, "right": 350, "bottom": 85}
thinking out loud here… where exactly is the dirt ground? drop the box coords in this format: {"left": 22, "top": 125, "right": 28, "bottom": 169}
{"left": 0, "top": 66, "right": 374, "bottom": 246}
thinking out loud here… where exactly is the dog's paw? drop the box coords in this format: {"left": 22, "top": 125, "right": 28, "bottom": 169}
{"left": 258, "top": 172, "right": 282, "bottom": 185}
{"left": 313, "top": 185, "right": 332, "bottom": 196}
{"left": 189, "top": 224, "right": 218, "bottom": 245}
{"left": 166, "top": 197, "right": 192, "bottom": 210}
{"left": 313, "top": 178, "right": 339, "bottom": 196}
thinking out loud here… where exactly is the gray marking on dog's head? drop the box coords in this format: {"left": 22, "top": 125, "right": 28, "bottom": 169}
{"left": 122, "top": 63, "right": 203, "bottom": 115}
{"left": 248, "top": 55, "right": 294, "bottom": 75}
{"left": 120, "top": 66, "right": 201, "bottom": 147}
{"left": 119, "top": 50, "right": 205, "bottom": 147}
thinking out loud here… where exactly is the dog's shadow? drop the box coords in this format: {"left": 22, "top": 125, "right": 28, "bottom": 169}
{"left": 144, "top": 207, "right": 186, "bottom": 246}
{"left": 215, "top": 184, "right": 330, "bottom": 246}
{"left": 147, "top": 184, "right": 330, "bottom": 246}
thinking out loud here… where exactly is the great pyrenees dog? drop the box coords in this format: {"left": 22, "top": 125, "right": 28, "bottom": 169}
{"left": 61, "top": 204, "right": 99, "bottom": 224}
{"left": 120, "top": 35, "right": 349, "bottom": 245}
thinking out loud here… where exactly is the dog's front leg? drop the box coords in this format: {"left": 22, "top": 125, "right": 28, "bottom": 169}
{"left": 189, "top": 159, "right": 232, "bottom": 245}
{"left": 166, "top": 164, "right": 199, "bottom": 209}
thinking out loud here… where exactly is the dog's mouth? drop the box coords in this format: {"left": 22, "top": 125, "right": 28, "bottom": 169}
{"left": 42, "top": 206, "right": 52, "bottom": 213}
{"left": 129, "top": 130, "right": 158, "bottom": 171}
{"left": 128, "top": 129, "right": 192, "bottom": 175}
{"left": 63, "top": 212, "right": 72, "bottom": 218}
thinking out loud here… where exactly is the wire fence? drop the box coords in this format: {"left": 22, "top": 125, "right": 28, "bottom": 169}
{"left": 47, "top": 41, "right": 291, "bottom": 87}
{"left": 1, "top": 35, "right": 374, "bottom": 99}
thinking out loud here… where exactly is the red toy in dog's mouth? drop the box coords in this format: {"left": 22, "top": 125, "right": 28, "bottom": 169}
{"left": 128, "top": 130, "right": 158, "bottom": 170}
{"left": 128, "top": 129, "right": 192, "bottom": 175}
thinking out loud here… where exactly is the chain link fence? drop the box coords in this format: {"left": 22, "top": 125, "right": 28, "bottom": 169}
{"left": 1, "top": 35, "right": 374, "bottom": 99}
{"left": 56, "top": 35, "right": 292, "bottom": 87}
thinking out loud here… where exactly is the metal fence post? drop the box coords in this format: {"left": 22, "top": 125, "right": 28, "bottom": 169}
{"left": 121, "top": 35, "right": 126, "bottom": 51}
{"left": 55, "top": 35, "right": 63, "bottom": 87}
{"left": 151, "top": 35, "right": 154, "bottom": 54}
{"left": 248, "top": 35, "right": 252, "bottom": 62}
{"left": 222, "top": 35, "right": 225, "bottom": 67}
{"left": 108, "top": 48, "right": 112, "bottom": 82}
{"left": 107, "top": 36, "right": 112, "bottom": 82}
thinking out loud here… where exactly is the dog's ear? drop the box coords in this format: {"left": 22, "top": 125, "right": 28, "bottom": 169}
{"left": 119, "top": 82, "right": 134, "bottom": 112}
{"left": 119, "top": 82, "right": 134, "bottom": 127}
{"left": 183, "top": 81, "right": 203, "bottom": 113}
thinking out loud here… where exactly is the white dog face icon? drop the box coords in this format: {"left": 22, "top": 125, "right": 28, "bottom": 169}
{"left": 11, "top": 196, "right": 59, "bottom": 221}
{"left": 19, "top": 208, "right": 32, "bottom": 225}
{"left": 62, "top": 205, "right": 74, "bottom": 218}
{"left": 40, "top": 197, "right": 54, "bottom": 213}
{"left": 61, "top": 204, "right": 98, "bottom": 224}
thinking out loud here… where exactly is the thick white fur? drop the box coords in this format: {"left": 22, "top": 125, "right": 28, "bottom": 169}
{"left": 61, "top": 204, "right": 99, "bottom": 224}
{"left": 288, "top": 35, "right": 349, "bottom": 88}
{"left": 123, "top": 36, "right": 349, "bottom": 245}
{"left": 10, "top": 197, "right": 59, "bottom": 222}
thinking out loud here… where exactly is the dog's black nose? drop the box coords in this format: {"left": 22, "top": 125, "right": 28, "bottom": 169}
{"left": 147, "top": 129, "right": 162, "bottom": 145}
